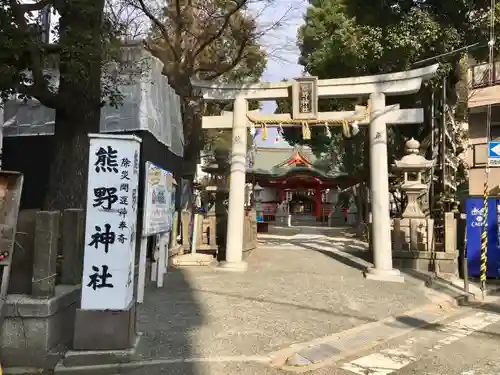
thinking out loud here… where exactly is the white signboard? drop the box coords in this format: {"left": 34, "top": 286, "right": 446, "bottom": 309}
{"left": 81, "top": 134, "right": 141, "bottom": 310}
{"left": 489, "top": 142, "right": 500, "bottom": 167}
{"left": 142, "top": 162, "right": 176, "bottom": 236}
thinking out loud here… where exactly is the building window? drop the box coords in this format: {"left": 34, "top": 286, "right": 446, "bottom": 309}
{"left": 471, "top": 61, "right": 500, "bottom": 88}
{"left": 490, "top": 122, "right": 500, "bottom": 141}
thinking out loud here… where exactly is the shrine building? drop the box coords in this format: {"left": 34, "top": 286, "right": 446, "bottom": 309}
{"left": 246, "top": 145, "right": 358, "bottom": 222}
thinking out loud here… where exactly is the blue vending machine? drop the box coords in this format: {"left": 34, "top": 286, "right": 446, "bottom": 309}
{"left": 466, "top": 198, "right": 500, "bottom": 277}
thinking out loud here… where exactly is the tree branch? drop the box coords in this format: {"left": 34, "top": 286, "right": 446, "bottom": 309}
{"left": 197, "top": 36, "right": 250, "bottom": 80}
{"left": 16, "top": 83, "right": 57, "bottom": 107}
{"left": 132, "top": 0, "right": 180, "bottom": 62}
{"left": 174, "top": 0, "right": 183, "bottom": 63}
{"left": 191, "top": 0, "right": 248, "bottom": 62}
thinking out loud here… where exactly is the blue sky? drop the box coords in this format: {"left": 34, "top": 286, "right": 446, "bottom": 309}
{"left": 251, "top": 0, "right": 308, "bottom": 148}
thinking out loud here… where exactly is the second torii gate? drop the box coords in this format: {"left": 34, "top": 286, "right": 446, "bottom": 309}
{"left": 193, "top": 64, "right": 438, "bottom": 282}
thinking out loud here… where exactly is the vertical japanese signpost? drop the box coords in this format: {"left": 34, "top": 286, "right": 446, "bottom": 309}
{"left": 137, "top": 162, "right": 176, "bottom": 303}
{"left": 81, "top": 134, "right": 141, "bottom": 311}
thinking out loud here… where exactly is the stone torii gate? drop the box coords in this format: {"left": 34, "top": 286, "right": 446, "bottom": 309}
{"left": 192, "top": 64, "right": 438, "bottom": 282}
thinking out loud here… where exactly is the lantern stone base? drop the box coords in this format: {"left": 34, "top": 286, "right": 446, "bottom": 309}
{"left": 392, "top": 250, "right": 458, "bottom": 277}
{"left": 72, "top": 299, "right": 137, "bottom": 351}
{"left": 171, "top": 252, "right": 218, "bottom": 267}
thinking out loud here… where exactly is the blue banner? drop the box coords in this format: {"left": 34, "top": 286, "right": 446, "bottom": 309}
{"left": 466, "top": 198, "right": 500, "bottom": 277}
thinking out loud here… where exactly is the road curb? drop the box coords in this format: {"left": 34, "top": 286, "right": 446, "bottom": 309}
{"left": 268, "top": 295, "right": 476, "bottom": 373}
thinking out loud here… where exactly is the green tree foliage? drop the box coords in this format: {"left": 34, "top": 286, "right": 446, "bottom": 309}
{"left": 282, "top": 0, "right": 500, "bottom": 182}
{"left": 137, "top": 0, "right": 268, "bottom": 173}
{"left": 0, "top": 0, "right": 120, "bottom": 210}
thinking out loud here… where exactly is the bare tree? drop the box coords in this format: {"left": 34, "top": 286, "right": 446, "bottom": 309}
{"left": 105, "top": 0, "right": 150, "bottom": 40}
{"left": 123, "top": 0, "right": 296, "bottom": 175}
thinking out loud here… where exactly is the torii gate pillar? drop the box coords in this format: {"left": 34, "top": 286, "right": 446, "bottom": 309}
{"left": 220, "top": 95, "right": 248, "bottom": 271}
{"left": 364, "top": 92, "right": 402, "bottom": 282}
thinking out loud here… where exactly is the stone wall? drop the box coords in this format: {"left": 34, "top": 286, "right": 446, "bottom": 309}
{"left": 2, "top": 209, "right": 84, "bottom": 369}
{"left": 243, "top": 210, "right": 258, "bottom": 258}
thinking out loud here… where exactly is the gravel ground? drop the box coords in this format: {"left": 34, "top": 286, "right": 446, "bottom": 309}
{"left": 136, "top": 228, "right": 435, "bottom": 362}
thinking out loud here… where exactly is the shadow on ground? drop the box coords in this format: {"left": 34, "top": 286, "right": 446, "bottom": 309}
{"left": 136, "top": 268, "right": 203, "bottom": 375}
{"left": 382, "top": 301, "right": 500, "bottom": 341}
{"left": 261, "top": 228, "right": 489, "bottom": 308}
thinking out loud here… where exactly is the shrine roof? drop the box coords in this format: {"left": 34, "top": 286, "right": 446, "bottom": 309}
{"left": 248, "top": 145, "right": 359, "bottom": 188}
{"left": 251, "top": 145, "right": 317, "bottom": 172}
{"left": 248, "top": 165, "right": 342, "bottom": 179}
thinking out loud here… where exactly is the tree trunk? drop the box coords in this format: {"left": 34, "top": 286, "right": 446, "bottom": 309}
{"left": 44, "top": 108, "right": 100, "bottom": 210}
{"left": 180, "top": 95, "right": 204, "bottom": 179}
{"left": 43, "top": 0, "right": 105, "bottom": 210}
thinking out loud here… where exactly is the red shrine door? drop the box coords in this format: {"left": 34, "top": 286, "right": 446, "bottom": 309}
{"left": 279, "top": 188, "right": 323, "bottom": 218}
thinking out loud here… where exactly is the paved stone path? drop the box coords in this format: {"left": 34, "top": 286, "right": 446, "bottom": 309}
{"left": 132, "top": 226, "right": 458, "bottom": 374}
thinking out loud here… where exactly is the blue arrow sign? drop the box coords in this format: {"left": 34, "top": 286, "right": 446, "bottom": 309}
{"left": 489, "top": 142, "right": 500, "bottom": 158}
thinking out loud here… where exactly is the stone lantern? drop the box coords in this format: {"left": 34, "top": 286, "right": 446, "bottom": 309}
{"left": 393, "top": 138, "right": 435, "bottom": 219}
{"left": 192, "top": 153, "right": 229, "bottom": 260}
{"left": 391, "top": 138, "right": 447, "bottom": 274}
{"left": 202, "top": 153, "right": 230, "bottom": 210}
{"left": 392, "top": 138, "right": 435, "bottom": 251}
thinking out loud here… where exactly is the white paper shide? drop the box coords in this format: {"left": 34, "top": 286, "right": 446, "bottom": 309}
{"left": 81, "top": 134, "right": 141, "bottom": 310}
{"left": 142, "top": 162, "right": 176, "bottom": 236}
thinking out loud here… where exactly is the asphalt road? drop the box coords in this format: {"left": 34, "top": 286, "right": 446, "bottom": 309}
{"left": 332, "top": 302, "right": 500, "bottom": 375}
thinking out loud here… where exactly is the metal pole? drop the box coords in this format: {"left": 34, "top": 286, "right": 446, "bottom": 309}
{"left": 191, "top": 191, "right": 201, "bottom": 255}
{"left": 430, "top": 91, "right": 435, "bottom": 211}
{"left": 191, "top": 213, "right": 199, "bottom": 255}
{"left": 441, "top": 78, "right": 447, "bottom": 208}
{"left": 0, "top": 99, "right": 3, "bottom": 170}
{"left": 462, "top": 214, "right": 469, "bottom": 295}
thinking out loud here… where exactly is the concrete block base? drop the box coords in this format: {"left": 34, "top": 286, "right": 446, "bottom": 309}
{"left": 364, "top": 267, "right": 405, "bottom": 283}
{"left": 216, "top": 260, "right": 248, "bottom": 272}
{"left": 0, "top": 285, "right": 81, "bottom": 369}
{"left": 73, "top": 300, "right": 136, "bottom": 351}
{"left": 54, "top": 334, "right": 141, "bottom": 375}
{"left": 392, "top": 250, "right": 458, "bottom": 278}
{"left": 171, "top": 253, "right": 217, "bottom": 267}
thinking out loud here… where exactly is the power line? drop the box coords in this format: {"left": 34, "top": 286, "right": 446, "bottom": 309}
{"left": 412, "top": 43, "right": 482, "bottom": 67}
